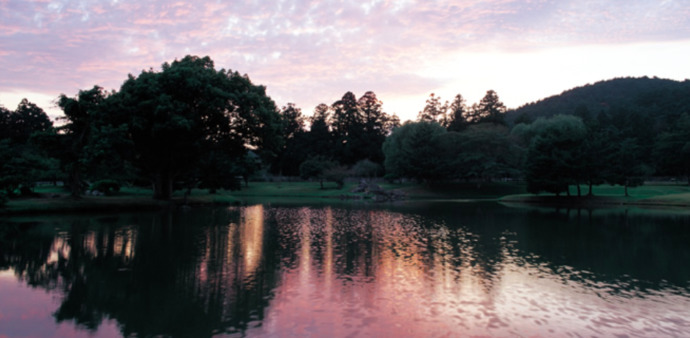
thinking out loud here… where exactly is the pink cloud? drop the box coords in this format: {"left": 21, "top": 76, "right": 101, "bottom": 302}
{"left": 1, "top": 0, "right": 689, "bottom": 117}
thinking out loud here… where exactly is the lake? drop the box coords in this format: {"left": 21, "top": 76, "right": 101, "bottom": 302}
{"left": 1, "top": 201, "right": 689, "bottom": 337}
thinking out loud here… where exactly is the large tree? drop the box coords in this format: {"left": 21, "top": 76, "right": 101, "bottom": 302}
{"left": 271, "top": 103, "right": 308, "bottom": 176}
{"left": 57, "top": 86, "right": 115, "bottom": 197}
{"left": 518, "top": 115, "right": 587, "bottom": 196}
{"left": 7, "top": 99, "right": 53, "bottom": 143}
{"left": 382, "top": 121, "right": 447, "bottom": 182}
{"left": 357, "top": 91, "right": 398, "bottom": 164}
{"left": 331, "top": 92, "right": 364, "bottom": 165}
{"left": 0, "top": 99, "right": 55, "bottom": 196}
{"left": 108, "top": 55, "right": 282, "bottom": 199}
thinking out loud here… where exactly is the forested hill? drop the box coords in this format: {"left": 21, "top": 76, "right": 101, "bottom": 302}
{"left": 506, "top": 77, "right": 690, "bottom": 127}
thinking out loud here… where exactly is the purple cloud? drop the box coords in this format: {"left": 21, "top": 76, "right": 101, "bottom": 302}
{"left": 1, "top": 0, "right": 689, "bottom": 120}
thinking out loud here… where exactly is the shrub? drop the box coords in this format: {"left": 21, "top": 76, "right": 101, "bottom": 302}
{"left": 90, "top": 180, "right": 121, "bottom": 196}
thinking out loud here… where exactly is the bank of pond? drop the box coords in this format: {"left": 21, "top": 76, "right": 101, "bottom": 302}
{"left": 1, "top": 181, "right": 689, "bottom": 216}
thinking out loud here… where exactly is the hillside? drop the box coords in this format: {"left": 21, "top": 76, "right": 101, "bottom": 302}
{"left": 506, "top": 77, "right": 690, "bottom": 127}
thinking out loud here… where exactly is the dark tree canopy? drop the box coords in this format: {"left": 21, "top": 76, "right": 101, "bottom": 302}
{"left": 469, "top": 90, "right": 507, "bottom": 125}
{"left": 106, "top": 55, "right": 282, "bottom": 199}
{"left": 0, "top": 99, "right": 55, "bottom": 197}
{"left": 56, "top": 86, "right": 110, "bottom": 197}
{"left": 271, "top": 103, "right": 308, "bottom": 176}
{"left": 446, "top": 94, "right": 468, "bottom": 132}
{"left": 417, "top": 93, "right": 448, "bottom": 125}
{"left": 383, "top": 121, "right": 447, "bottom": 182}
{"left": 7, "top": 99, "right": 53, "bottom": 143}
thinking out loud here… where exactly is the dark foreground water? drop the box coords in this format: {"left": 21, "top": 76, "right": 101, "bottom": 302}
{"left": 1, "top": 202, "right": 690, "bottom": 337}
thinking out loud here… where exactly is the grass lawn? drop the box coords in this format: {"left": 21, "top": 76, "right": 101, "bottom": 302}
{"left": 501, "top": 183, "right": 690, "bottom": 207}
{"left": 2, "top": 181, "right": 689, "bottom": 215}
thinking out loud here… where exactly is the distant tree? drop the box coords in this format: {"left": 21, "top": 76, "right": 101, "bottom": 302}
{"left": 469, "top": 90, "right": 507, "bottom": 125}
{"left": 446, "top": 94, "right": 468, "bottom": 132}
{"left": 331, "top": 92, "right": 362, "bottom": 138}
{"left": 447, "top": 123, "right": 521, "bottom": 182}
{"left": 305, "top": 103, "right": 334, "bottom": 159}
{"left": 299, "top": 156, "right": 336, "bottom": 189}
{"left": 351, "top": 159, "right": 383, "bottom": 178}
{"left": 417, "top": 93, "right": 448, "bottom": 125}
{"left": 512, "top": 112, "right": 534, "bottom": 125}
{"left": 272, "top": 103, "right": 308, "bottom": 176}
{"left": 0, "top": 105, "right": 9, "bottom": 137}
{"left": 331, "top": 92, "right": 365, "bottom": 165}
{"left": 279, "top": 103, "right": 305, "bottom": 140}
{"left": 357, "top": 91, "right": 396, "bottom": 164}
{"left": 520, "top": 115, "right": 587, "bottom": 196}
{"left": 654, "top": 113, "right": 690, "bottom": 184}
{"left": 579, "top": 127, "right": 608, "bottom": 196}
{"left": 605, "top": 137, "right": 653, "bottom": 196}
{"left": 382, "top": 121, "right": 447, "bottom": 182}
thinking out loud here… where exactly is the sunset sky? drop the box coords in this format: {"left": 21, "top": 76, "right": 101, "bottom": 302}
{"left": 1, "top": 0, "right": 689, "bottom": 121}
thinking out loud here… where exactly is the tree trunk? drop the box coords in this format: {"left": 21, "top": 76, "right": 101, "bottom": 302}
{"left": 69, "top": 165, "right": 81, "bottom": 199}
{"left": 587, "top": 181, "right": 593, "bottom": 197}
{"left": 576, "top": 184, "right": 581, "bottom": 198}
{"left": 153, "top": 171, "right": 174, "bottom": 200}
{"left": 624, "top": 179, "right": 629, "bottom": 197}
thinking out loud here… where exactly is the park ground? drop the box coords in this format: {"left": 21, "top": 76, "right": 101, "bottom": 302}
{"left": 2, "top": 181, "right": 690, "bottom": 215}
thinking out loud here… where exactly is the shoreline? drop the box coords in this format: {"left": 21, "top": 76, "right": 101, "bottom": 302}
{"left": 2, "top": 182, "right": 689, "bottom": 216}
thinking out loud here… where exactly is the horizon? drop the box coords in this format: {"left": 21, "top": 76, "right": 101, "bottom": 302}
{"left": 2, "top": 0, "right": 690, "bottom": 122}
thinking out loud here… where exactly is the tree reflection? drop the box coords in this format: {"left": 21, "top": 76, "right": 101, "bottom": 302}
{"left": 0, "top": 209, "right": 280, "bottom": 336}
{"left": 1, "top": 204, "right": 689, "bottom": 336}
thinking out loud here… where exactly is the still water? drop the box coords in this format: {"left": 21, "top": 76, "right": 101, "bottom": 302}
{"left": 1, "top": 202, "right": 689, "bottom": 337}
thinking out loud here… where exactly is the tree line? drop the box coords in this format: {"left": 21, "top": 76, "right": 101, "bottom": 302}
{"left": 1, "top": 55, "right": 689, "bottom": 203}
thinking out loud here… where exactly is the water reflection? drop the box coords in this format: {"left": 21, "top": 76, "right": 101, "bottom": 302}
{"left": 0, "top": 203, "right": 689, "bottom": 337}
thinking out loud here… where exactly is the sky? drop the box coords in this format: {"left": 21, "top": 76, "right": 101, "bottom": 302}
{"left": 1, "top": 0, "right": 690, "bottom": 122}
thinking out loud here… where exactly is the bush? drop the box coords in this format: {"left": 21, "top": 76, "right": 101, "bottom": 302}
{"left": 324, "top": 166, "right": 349, "bottom": 189}
{"left": 90, "top": 180, "right": 121, "bottom": 196}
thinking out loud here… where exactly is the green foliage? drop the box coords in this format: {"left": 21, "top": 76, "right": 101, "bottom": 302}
{"left": 330, "top": 91, "right": 398, "bottom": 166}
{"left": 383, "top": 121, "right": 447, "bottom": 182}
{"left": 441, "top": 123, "right": 521, "bottom": 181}
{"left": 323, "top": 166, "right": 348, "bottom": 189}
{"left": 654, "top": 113, "right": 690, "bottom": 184}
{"left": 518, "top": 115, "right": 588, "bottom": 195}
{"left": 57, "top": 86, "right": 110, "bottom": 197}
{"left": 0, "top": 100, "right": 56, "bottom": 197}
{"left": 107, "top": 55, "right": 282, "bottom": 199}
{"left": 5, "top": 99, "right": 53, "bottom": 143}
{"left": 351, "top": 159, "right": 383, "bottom": 178}
{"left": 299, "top": 156, "right": 336, "bottom": 189}
{"left": 508, "top": 77, "right": 690, "bottom": 129}
{"left": 271, "top": 103, "right": 308, "bottom": 176}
